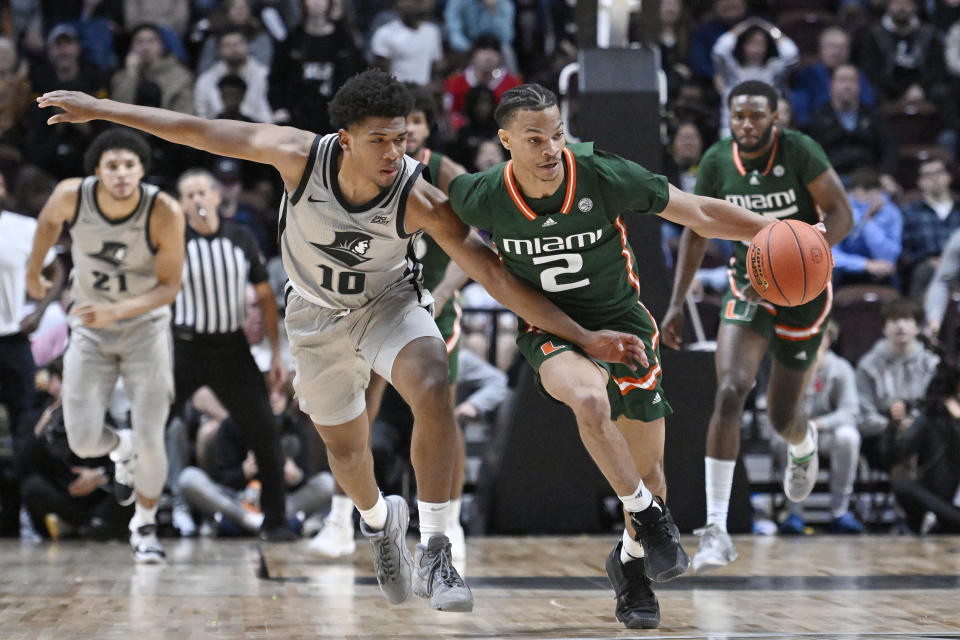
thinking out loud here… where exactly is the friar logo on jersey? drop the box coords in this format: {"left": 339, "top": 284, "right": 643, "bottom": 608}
{"left": 88, "top": 241, "right": 128, "bottom": 267}
{"left": 311, "top": 232, "right": 373, "bottom": 267}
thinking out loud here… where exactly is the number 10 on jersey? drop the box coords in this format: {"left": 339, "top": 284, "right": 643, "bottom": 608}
{"left": 317, "top": 264, "right": 366, "bottom": 295}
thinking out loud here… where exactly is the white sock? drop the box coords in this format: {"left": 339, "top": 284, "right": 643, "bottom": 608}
{"left": 131, "top": 502, "right": 158, "bottom": 532}
{"left": 358, "top": 493, "right": 387, "bottom": 530}
{"left": 620, "top": 529, "right": 645, "bottom": 564}
{"left": 418, "top": 500, "right": 449, "bottom": 545}
{"left": 619, "top": 481, "right": 654, "bottom": 513}
{"left": 789, "top": 423, "right": 817, "bottom": 459}
{"left": 705, "top": 457, "right": 736, "bottom": 533}
{"left": 448, "top": 496, "right": 462, "bottom": 528}
{"left": 329, "top": 495, "right": 355, "bottom": 526}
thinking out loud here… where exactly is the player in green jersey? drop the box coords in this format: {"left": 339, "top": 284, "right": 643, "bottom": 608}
{"left": 449, "top": 83, "right": 773, "bottom": 629}
{"left": 308, "top": 85, "right": 474, "bottom": 562}
{"left": 661, "top": 80, "right": 854, "bottom": 573}
{"left": 41, "top": 71, "right": 656, "bottom": 614}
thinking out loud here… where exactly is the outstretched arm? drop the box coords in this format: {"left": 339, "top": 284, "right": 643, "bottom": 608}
{"left": 407, "top": 181, "right": 647, "bottom": 367}
{"left": 658, "top": 184, "right": 770, "bottom": 242}
{"left": 37, "top": 91, "right": 315, "bottom": 191}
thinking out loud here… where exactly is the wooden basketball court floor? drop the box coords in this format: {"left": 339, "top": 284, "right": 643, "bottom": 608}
{"left": 1, "top": 534, "right": 959, "bottom": 639}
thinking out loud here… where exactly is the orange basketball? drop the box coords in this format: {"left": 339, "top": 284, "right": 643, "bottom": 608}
{"left": 746, "top": 219, "right": 833, "bottom": 307}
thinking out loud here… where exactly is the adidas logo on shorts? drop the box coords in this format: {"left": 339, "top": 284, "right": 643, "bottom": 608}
{"left": 652, "top": 393, "right": 661, "bottom": 404}
{"left": 795, "top": 352, "right": 808, "bottom": 360}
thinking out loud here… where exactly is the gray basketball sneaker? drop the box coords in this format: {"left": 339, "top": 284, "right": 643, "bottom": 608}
{"left": 784, "top": 424, "right": 819, "bottom": 502}
{"left": 130, "top": 524, "right": 166, "bottom": 564}
{"left": 412, "top": 534, "right": 473, "bottom": 612}
{"left": 359, "top": 495, "right": 413, "bottom": 604}
{"left": 691, "top": 523, "right": 738, "bottom": 573}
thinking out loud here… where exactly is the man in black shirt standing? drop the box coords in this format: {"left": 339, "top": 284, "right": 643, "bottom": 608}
{"left": 171, "top": 167, "right": 293, "bottom": 540}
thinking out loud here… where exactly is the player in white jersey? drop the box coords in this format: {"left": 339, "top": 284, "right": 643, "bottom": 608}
{"left": 37, "top": 69, "right": 645, "bottom": 612}
{"left": 25, "top": 129, "right": 185, "bottom": 563}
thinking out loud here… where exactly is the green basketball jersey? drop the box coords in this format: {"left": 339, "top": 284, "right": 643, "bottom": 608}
{"left": 449, "top": 142, "right": 669, "bottom": 326}
{"left": 416, "top": 149, "right": 452, "bottom": 291}
{"left": 695, "top": 127, "right": 832, "bottom": 278}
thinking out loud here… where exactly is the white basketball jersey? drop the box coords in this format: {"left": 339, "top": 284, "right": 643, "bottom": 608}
{"left": 279, "top": 133, "right": 427, "bottom": 309}
{"left": 69, "top": 176, "right": 163, "bottom": 312}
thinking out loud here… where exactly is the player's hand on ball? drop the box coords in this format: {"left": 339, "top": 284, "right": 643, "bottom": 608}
{"left": 583, "top": 330, "right": 649, "bottom": 369}
{"left": 728, "top": 257, "right": 762, "bottom": 302}
{"left": 37, "top": 90, "right": 101, "bottom": 124}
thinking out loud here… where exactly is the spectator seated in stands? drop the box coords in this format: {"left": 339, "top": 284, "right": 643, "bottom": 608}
{"left": 195, "top": 28, "right": 273, "bottom": 123}
{"left": 15, "top": 361, "right": 131, "bottom": 541}
{"left": 711, "top": 16, "right": 799, "bottom": 137}
{"left": 804, "top": 64, "right": 898, "bottom": 189}
{"left": 856, "top": 299, "right": 940, "bottom": 472}
{"left": 884, "top": 362, "right": 960, "bottom": 534}
{"left": 855, "top": 0, "right": 957, "bottom": 132}
{"left": 370, "top": 0, "right": 444, "bottom": 86}
{"left": 773, "top": 320, "right": 865, "bottom": 535}
{"left": 110, "top": 23, "right": 195, "bottom": 115}
{"left": 267, "top": 0, "right": 364, "bottom": 133}
{"left": 791, "top": 26, "right": 877, "bottom": 129}
{"left": 689, "top": 0, "right": 748, "bottom": 81}
{"left": 25, "top": 26, "right": 106, "bottom": 180}
{"left": 471, "top": 138, "right": 506, "bottom": 173}
{"left": 451, "top": 86, "right": 500, "bottom": 168}
{"left": 444, "top": 0, "right": 516, "bottom": 64}
{"left": 923, "top": 223, "right": 960, "bottom": 345}
{"left": 832, "top": 168, "right": 902, "bottom": 287}
{"left": 661, "top": 121, "right": 734, "bottom": 292}
{"left": 179, "top": 382, "right": 334, "bottom": 537}
{"left": 901, "top": 159, "right": 960, "bottom": 300}
{"left": 194, "top": 0, "right": 274, "bottom": 74}
{"left": 443, "top": 34, "right": 521, "bottom": 132}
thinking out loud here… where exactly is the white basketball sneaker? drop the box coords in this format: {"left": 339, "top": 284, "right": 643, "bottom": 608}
{"left": 784, "top": 424, "right": 820, "bottom": 502}
{"left": 307, "top": 516, "right": 357, "bottom": 558}
{"left": 691, "top": 523, "right": 738, "bottom": 573}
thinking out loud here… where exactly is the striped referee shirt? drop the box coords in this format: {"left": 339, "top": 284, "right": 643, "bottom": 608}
{"left": 174, "top": 220, "right": 267, "bottom": 334}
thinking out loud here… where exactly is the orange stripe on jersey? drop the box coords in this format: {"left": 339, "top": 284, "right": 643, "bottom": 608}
{"left": 612, "top": 363, "right": 662, "bottom": 395}
{"left": 540, "top": 340, "right": 567, "bottom": 356}
{"left": 726, "top": 269, "right": 777, "bottom": 315}
{"left": 560, "top": 148, "right": 576, "bottom": 214}
{"left": 504, "top": 148, "right": 578, "bottom": 221}
{"left": 774, "top": 282, "right": 833, "bottom": 341}
{"left": 732, "top": 127, "right": 780, "bottom": 176}
{"left": 445, "top": 300, "right": 462, "bottom": 354}
{"left": 614, "top": 216, "right": 641, "bottom": 296}
{"left": 638, "top": 302, "right": 660, "bottom": 352}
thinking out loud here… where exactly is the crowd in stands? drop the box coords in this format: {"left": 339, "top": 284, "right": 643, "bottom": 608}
{"left": 3, "top": 0, "right": 960, "bottom": 542}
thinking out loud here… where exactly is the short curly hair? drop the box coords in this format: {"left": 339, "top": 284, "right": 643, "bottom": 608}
{"left": 327, "top": 69, "right": 414, "bottom": 131}
{"left": 84, "top": 128, "right": 151, "bottom": 175}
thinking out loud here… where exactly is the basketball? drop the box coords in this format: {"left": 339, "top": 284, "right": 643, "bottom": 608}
{"left": 746, "top": 219, "right": 833, "bottom": 307}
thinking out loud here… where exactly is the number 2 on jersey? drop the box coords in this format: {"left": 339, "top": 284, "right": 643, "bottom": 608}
{"left": 533, "top": 253, "right": 590, "bottom": 292}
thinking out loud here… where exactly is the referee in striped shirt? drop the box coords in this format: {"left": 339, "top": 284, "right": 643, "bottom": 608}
{"left": 172, "top": 168, "right": 294, "bottom": 541}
